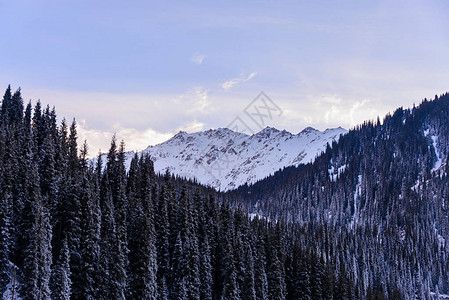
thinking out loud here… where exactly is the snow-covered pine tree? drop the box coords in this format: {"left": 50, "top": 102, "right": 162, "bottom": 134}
{"left": 78, "top": 141, "right": 101, "bottom": 299}
{"left": 63, "top": 119, "right": 83, "bottom": 297}
{"left": 0, "top": 176, "right": 10, "bottom": 295}
{"left": 253, "top": 228, "right": 269, "bottom": 300}
{"left": 98, "top": 170, "right": 121, "bottom": 299}
{"left": 242, "top": 242, "right": 256, "bottom": 300}
{"left": 182, "top": 190, "right": 200, "bottom": 299}
{"left": 0, "top": 85, "right": 12, "bottom": 125}
{"left": 156, "top": 170, "right": 172, "bottom": 299}
{"left": 171, "top": 232, "right": 186, "bottom": 299}
{"left": 126, "top": 153, "right": 158, "bottom": 299}
{"left": 219, "top": 204, "right": 239, "bottom": 300}
{"left": 199, "top": 233, "right": 213, "bottom": 300}
{"left": 21, "top": 163, "right": 52, "bottom": 300}
{"left": 50, "top": 238, "right": 71, "bottom": 300}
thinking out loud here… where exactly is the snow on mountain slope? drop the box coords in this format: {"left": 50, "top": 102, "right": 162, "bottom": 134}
{"left": 99, "top": 126, "right": 347, "bottom": 191}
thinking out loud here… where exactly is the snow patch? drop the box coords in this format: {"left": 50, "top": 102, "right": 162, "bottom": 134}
{"left": 2, "top": 262, "right": 21, "bottom": 300}
{"left": 431, "top": 135, "right": 442, "bottom": 172}
{"left": 430, "top": 292, "right": 449, "bottom": 299}
{"left": 328, "top": 164, "right": 348, "bottom": 181}
{"left": 350, "top": 175, "right": 362, "bottom": 228}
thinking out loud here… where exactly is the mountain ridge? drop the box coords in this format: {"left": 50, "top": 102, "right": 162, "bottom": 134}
{"left": 103, "top": 125, "right": 347, "bottom": 191}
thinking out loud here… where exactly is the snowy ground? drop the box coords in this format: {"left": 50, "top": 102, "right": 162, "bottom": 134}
{"left": 2, "top": 262, "right": 21, "bottom": 300}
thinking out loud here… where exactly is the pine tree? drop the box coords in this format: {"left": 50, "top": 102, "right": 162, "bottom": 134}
{"left": 242, "top": 242, "right": 257, "bottom": 300}
{"left": 172, "top": 232, "right": 187, "bottom": 300}
{"left": 267, "top": 224, "right": 286, "bottom": 300}
{"left": 267, "top": 246, "right": 286, "bottom": 300}
{"left": 4, "top": 88, "right": 23, "bottom": 125}
{"left": 21, "top": 164, "right": 52, "bottom": 300}
{"left": 0, "top": 177, "right": 10, "bottom": 295}
{"left": 297, "top": 252, "right": 311, "bottom": 300}
{"left": 111, "top": 140, "right": 128, "bottom": 298}
{"left": 156, "top": 170, "right": 172, "bottom": 299}
{"left": 98, "top": 170, "right": 122, "bottom": 299}
{"left": 78, "top": 143, "right": 101, "bottom": 299}
{"left": 0, "top": 85, "right": 12, "bottom": 124}
{"left": 220, "top": 206, "right": 239, "bottom": 300}
{"left": 173, "top": 187, "right": 200, "bottom": 299}
{"left": 309, "top": 250, "right": 323, "bottom": 300}
{"left": 127, "top": 204, "right": 158, "bottom": 299}
{"left": 98, "top": 137, "right": 128, "bottom": 300}
{"left": 64, "top": 119, "right": 83, "bottom": 297}
{"left": 254, "top": 235, "right": 269, "bottom": 300}
{"left": 127, "top": 154, "right": 158, "bottom": 299}
{"left": 50, "top": 238, "right": 71, "bottom": 300}
{"left": 199, "top": 233, "right": 213, "bottom": 300}
{"left": 334, "top": 264, "right": 350, "bottom": 300}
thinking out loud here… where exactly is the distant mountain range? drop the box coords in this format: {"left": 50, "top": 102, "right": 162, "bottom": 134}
{"left": 107, "top": 126, "right": 347, "bottom": 191}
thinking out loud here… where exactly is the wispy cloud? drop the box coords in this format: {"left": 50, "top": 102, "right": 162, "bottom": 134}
{"left": 176, "top": 86, "right": 210, "bottom": 114}
{"left": 190, "top": 53, "right": 206, "bottom": 64}
{"left": 221, "top": 72, "right": 257, "bottom": 90}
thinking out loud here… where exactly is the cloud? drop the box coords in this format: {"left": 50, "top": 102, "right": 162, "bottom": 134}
{"left": 177, "top": 120, "right": 205, "bottom": 132}
{"left": 279, "top": 93, "right": 391, "bottom": 132}
{"left": 176, "top": 86, "right": 210, "bottom": 114}
{"left": 77, "top": 120, "right": 174, "bottom": 156}
{"left": 221, "top": 72, "right": 257, "bottom": 90}
{"left": 190, "top": 53, "right": 206, "bottom": 64}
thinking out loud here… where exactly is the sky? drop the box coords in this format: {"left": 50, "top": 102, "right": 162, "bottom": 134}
{"left": 1, "top": 0, "right": 448, "bottom": 156}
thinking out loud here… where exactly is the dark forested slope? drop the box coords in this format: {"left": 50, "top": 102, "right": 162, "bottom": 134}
{"left": 225, "top": 93, "right": 449, "bottom": 298}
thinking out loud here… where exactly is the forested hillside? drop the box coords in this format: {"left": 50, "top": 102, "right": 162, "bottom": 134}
{"left": 226, "top": 93, "right": 449, "bottom": 298}
{"left": 0, "top": 86, "right": 357, "bottom": 299}
{"left": 2, "top": 84, "right": 448, "bottom": 299}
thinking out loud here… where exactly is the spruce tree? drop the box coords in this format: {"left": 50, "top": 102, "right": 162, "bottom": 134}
{"left": 78, "top": 143, "right": 101, "bottom": 299}
{"left": 156, "top": 170, "right": 172, "bottom": 299}
{"left": 199, "top": 233, "right": 213, "bottom": 300}
{"left": 0, "top": 85, "right": 12, "bottom": 124}
{"left": 127, "top": 154, "right": 158, "bottom": 299}
{"left": 50, "top": 238, "right": 71, "bottom": 300}
{"left": 21, "top": 164, "right": 52, "bottom": 300}
{"left": 0, "top": 178, "right": 10, "bottom": 295}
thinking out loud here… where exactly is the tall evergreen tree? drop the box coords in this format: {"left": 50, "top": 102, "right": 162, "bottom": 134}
{"left": 78, "top": 141, "right": 101, "bottom": 299}
{"left": 127, "top": 154, "right": 158, "bottom": 299}
{"left": 156, "top": 170, "right": 172, "bottom": 299}
{"left": 50, "top": 238, "right": 72, "bottom": 300}
{"left": 0, "top": 177, "right": 10, "bottom": 295}
{"left": 20, "top": 164, "right": 52, "bottom": 300}
{"left": 0, "top": 85, "right": 12, "bottom": 124}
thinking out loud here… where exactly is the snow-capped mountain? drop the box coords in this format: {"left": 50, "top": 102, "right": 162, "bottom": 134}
{"left": 113, "top": 126, "right": 347, "bottom": 191}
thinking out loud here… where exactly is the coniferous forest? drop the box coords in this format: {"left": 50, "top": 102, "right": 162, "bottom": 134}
{"left": 0, "top": 87, "right": 353, "bottom": 300}
{"left": 0, "top": 85, "right": 448, "bottom": 299}
{"left": 225, "top": 93, "right": 449, "bottom": 299}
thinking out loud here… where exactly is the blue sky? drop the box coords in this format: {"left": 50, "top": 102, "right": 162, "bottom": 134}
{"left": 1, "top": 0, "right": 448, "bottom": 155}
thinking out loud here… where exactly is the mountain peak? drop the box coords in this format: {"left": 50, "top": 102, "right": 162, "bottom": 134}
{"left": 175, "top": 130, "right": 187, "bottom": 136}
{"left": 255, "top": 126, "right": 285, "bottom": 138}
{"left": 130, "top": 125, "right": 347, "bottom": 191}
{"left": 299, "top": 126, "right": 319, "bottom": 135}
{"left": 325, "top": 126, "right": 344, "bottom": 131}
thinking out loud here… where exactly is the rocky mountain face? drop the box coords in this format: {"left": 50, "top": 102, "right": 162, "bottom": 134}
{"left": 115, "top": 126, "right": 347, "bottom": 191}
